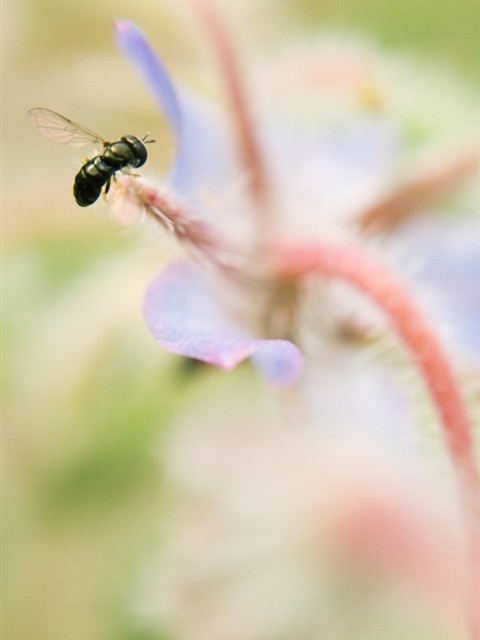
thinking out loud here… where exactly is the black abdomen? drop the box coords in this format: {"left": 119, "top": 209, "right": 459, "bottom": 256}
{"left": 73, "top": 156, "right": 114, "bottom": 206}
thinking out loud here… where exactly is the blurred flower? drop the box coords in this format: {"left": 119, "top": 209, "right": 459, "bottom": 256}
{"left": 110, "top": 6, "right": 479, "bottom": 638}
{"left": 141, "top": 423, "right": 471, "bottom": 640}
{"left": 112, "top": 18, "right": 305, "bottom": 387}
{"left": 113, "top": 16, "right": 479, "bottom": 380}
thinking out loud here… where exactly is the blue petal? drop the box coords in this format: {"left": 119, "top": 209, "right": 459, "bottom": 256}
{"left": 266, "top": 116, "right": 399, "bottom": 227}
{"left": 143, "top": 261, "right": 304, "bottom": 385}
{"left": 393, "top": 218, "right": 480, "bottom": 367}
{"left": 168, "top": 86, "right": 237, "bottom": 202}
{"left": 251, "top": 341, "right": 304, "bottom": 387}
{"left": 114, "top": 20, "right": 236, "bottom": 199}
{"left": 115, "top": 20, "right": 182, "bottom": 141}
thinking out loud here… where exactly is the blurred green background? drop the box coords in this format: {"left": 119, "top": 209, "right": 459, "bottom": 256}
{"left": 3, "top": 0, "right": 479, "bottom": 638}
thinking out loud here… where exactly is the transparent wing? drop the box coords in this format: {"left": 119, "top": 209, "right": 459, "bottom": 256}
{"left": 28, "top": 107, "right": 108, "bottom": 148}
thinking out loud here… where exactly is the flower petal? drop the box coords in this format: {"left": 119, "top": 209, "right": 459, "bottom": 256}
{"left": 114, "top": 20, "right": 236, "bottom": 199}
{"left": 174, "top": 87, "right": 237, "bottom": 199}
{"left": 114, "top": 20, "right": 182, "bottom": 140}
{"left": 267, "top": 116, "right": 399, "bottom": 235}
{"left": 251, "top": 341, "right": 304, "bottom": 387}
{"left": 393, "top": 218, "right": 480, "bottom": 367}
{"left": 143, "top": 261, "right": 303, "bottom": 384}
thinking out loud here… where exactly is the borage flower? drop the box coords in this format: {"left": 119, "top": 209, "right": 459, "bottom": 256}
{"left": 110, "top": 6, "right": 479, "bottom": 636}
{"left": 112, "top": 16, "right": 479, "bottom": 386}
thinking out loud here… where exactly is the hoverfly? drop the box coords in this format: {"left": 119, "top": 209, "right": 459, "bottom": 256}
{"left": 28, "top": 108, "right": 154, "bottom": 206}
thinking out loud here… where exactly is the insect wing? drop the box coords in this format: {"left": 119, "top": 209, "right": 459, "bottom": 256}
{"left": 28, "top": 108, "right": 107, "bottom": 148}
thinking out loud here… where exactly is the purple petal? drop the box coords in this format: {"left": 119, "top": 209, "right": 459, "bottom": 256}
{"left": 393, "top": 218, "right": 480, "bottom": 367}
{"left": 174, "top": 87, "right": 237, "bottom": 199}
{"left": 251, "top": 341, "right": 304, "bottom": 387}
{"left": 114, "top": 20, "right": 236, "bottom": 199}
{"left": 266, "top": 116, "right": 399, "bottom": 231}
{"left": 114, "top": 20, "right": 182, "bottom": 140}
{"left": 143, "top": 261, "right": 304, "bottom": 384}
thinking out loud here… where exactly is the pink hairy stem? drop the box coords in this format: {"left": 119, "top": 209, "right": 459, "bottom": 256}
{"left": 187, "top": 0, "right": 271, "bottom": 221}
{"left": 273, "top": 241, "right": 479, "bottom": 637}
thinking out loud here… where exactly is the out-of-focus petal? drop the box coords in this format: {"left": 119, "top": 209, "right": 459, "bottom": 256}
{"left": 174, "top": 87, "right": 237, "bottom": 199}
{"left": 114, "top": 20, "right": 236, "bottom": 199}
{"left": 114, "top": 20, "right": 182, "bottom": 141}
{"left": 393, "top": 218, "right": 480, "bottom": 368}
{"left": 143, "top": 261, "right": 303, "bottom": 384}
{"left": 267, "top": 116, "right": 399, "bottom": 237}
{"left": 251, "top": 341, "right": 304, "bottom": 387}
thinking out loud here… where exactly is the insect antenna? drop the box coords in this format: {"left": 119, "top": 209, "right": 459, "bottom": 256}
{"left": 142, "top": 132, "right": 156, "bottom": 144}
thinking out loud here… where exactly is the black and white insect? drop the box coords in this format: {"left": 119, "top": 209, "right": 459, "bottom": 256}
{"left": 28, "top": 107, "right": 154, "bottom": 206}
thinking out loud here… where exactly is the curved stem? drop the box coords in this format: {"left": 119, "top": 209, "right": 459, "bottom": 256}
{"left": 274, "top": 241, "right": 479, "bottom": 636}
